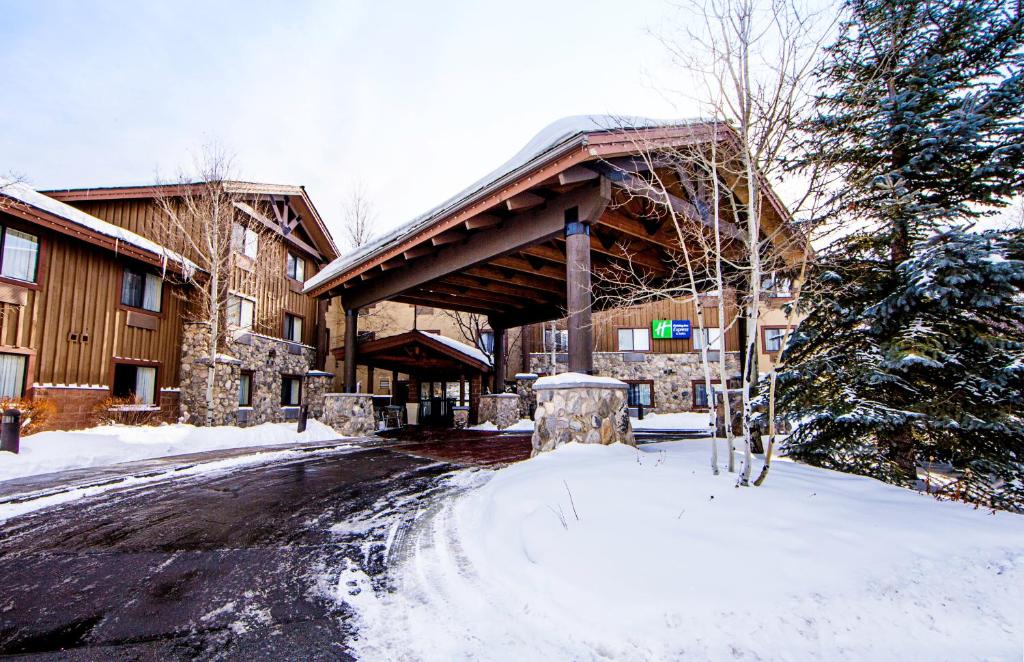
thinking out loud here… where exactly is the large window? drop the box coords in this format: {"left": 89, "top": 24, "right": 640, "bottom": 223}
{"left": 239, "top": 370, "right": 253, "bottom": 407}
{"left": 284, "top": 313, "right": 303, "bottom": 343}
{"left": 543, "top": 328, "right": 568, "bottom": 352}
{"left": 112, "top": 363, "right": 157, "bottom": 405}
{"left": 286, "top": 252, "right": 305, "bottom": 281}
{"left": 693, "top": 381, "right": 720, "bottom": 409}
{"left": 0, "top": 353, "right": 27, "bottom": 398}
{"left": 617, "top": 328, "right": 650, "bottom": 351}
{"left": 626, "top": 380, "right": 654, "bottom": 407}
{"left": 0, "top": 227, "right": 39, "bottom": 283}
{"left": 232, "top": 224, "right": 259, "bottom": 259}
{"left": 763, "top": 327, "right": 787, "bottom": 353}
{"left": 121, "top": 267, "right": 163, "bottom": 312}
{"left": 693, "top": 327, "right": 722, "bottom": 351}
{"left": 281, "top": 375, "right": 302, "bottom": 406}
{"left": 761, "top": 275, "right": 793, "bottom": 298}
{"left": 227, "top": 294, "right": 255, "bottom": 330}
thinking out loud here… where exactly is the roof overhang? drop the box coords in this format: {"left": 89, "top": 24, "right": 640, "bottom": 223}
{"left": 337, "top": 330, "right": 493, "bottom": 374}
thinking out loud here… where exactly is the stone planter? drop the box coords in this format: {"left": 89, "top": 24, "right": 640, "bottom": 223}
{"left": 323, "top": 393, "right": 376, "bottom": 437}
{"left": 452, "top": 406, "right": 470, "bottom": 429}
{"left": 532, "top": 373, "right": 635, "bottom": 455}
{"left": 478, "top": 393, "right": 520, "bottom": 430}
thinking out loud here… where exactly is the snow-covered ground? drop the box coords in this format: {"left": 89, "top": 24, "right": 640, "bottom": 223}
{"left": 327, "top": 439, "right": 1024, "bottom": 660}
{"left": 467, "top": 412, "right": 711, "bottom": 433}
{"left": 0, "top": 420, "right": 343, "bottom": 482}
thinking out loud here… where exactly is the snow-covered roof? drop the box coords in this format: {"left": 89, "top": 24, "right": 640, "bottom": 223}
{"left": 1, "top": 180, "right": 198, "bottom": 273}
{"left": 421, "top": 331, "right": 492, "bottom": 366}
{"left": 304, "top": 114, "right": 700, "bottom": 293}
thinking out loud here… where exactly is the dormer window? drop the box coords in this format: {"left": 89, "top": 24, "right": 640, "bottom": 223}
{"left": 286, "top": 252, "right": 305, "bottom": 281}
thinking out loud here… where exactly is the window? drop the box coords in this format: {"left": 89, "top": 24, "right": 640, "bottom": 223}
{"left": 239, "top": 370, "right": 253, "bottom": 407}
{"left": 626, "top": 381, "right": 654, "bottom": 407}
{"left": 761, "top": 275, "right": 793, "bottom": 298}
{"left": 543, "top": 328, "right": 568, "bottom": 352}
{"left": 415, "top": 305, "right": 434, "bottom": 316}
{"left": 227, "top": 294, "right": 255, "bottom": 329}
{"left": 379, "top": 377, "right": 390, "bottom": 392}
{"left": 693, "top": 327, "right": 722, "bottom": 351}
{"left": 617, "top": 328, "right": 651, "bottom": 352}
{"left": 284, "top": 313, "right": 303, "bottom": 343}
{"left": 0, "top": 227, "right": 39, "bottom": 283}
{"left": 281, "top": 375, "right": 302, "bottom": 406}
{"left": 763, "top": 327, "right": 787, "bottom": 353}
{"left": 694, "top": 382, "right": 716, "bottom": 409}
{"left": 121, "top": 267, "right": 163, "bottom": 312}
{"left": 356, "top": 330, "right": 376, "bottom": 343}
{"left": 286, "top": 252, "right": 305, "bottom": 281}
{"left": 478, "top": 330, "right": 495, "bottom": 354}
{"left": 112, "top": 363, "right": 157, "bottom": 405}
{"left": 232, "top": 223, "right": 259, "bottom": 259}
{"left": 0, "top": 353, "right": 27, "bottom": 397}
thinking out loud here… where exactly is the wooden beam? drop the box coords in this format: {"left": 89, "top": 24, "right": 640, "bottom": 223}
{"left": 393, "top": 293, "right": 500, "bottom": 317}
{"left": 505, "top": 191, "right": 545, "bottom": 211}
{"left": 486, "top": 256, "right": 566, "bottom": 284}
{"left": 440, "top": 273, "right": 561, "bottom": 302}
{"left": 464, "top": 264, "right": 565, "bottom": 294}
{"left": 403, "top": 245, "right": 434, "bottom": 260}
{"left": 558, "top": 165, "right": 601, "bottom": 185}
{"left": 420, "top": 282, "right": 530, "bottom": 308}
{"left": 464, "top": 214, "right": 502, "bottom": 230}
{"left": 342, "top": 184, "right": 610, "bottom": 309}
{"left": 431, "top": 230, "right": 468, "bottom": 246}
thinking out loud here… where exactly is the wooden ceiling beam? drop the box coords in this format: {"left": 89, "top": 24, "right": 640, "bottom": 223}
{"left": 505, "top": 191, "right": 545, "bottom": 211}
{"left": 431, "top": 230, "right": 468, "bottom": 246}
{"left": 486, "top": 256, "right": 567, "bottom": 284}
{"left": 392, "top": 293, "right": 501, "bottom": 317}
{"left": 440, "top": 273, "right": 562, "bottom": 302}
{"left": 419, "top": 281, "right": 530, "bottom": 308}
{"left": 558, "top": 165, "right": 601, "bottom": 186}
{"left": 464, "top": 213, "right": 502, "bottom": 230}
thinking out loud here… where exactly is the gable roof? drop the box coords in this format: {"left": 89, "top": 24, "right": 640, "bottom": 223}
{"left": 304, "top": 115, "right": 699, "bottom": 294}
{"left": 43, "top": 180, "right": 339, "bottom": 263}
{"left": 348, "top": 330, "right": 493, "bottom": 373}
{"left": 0, "top": 180, "right": 197, "bottom": 274}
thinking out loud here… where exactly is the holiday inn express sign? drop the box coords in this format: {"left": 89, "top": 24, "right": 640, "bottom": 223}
{"left": 652, "top": 319, "right": 692, "bottom": 340}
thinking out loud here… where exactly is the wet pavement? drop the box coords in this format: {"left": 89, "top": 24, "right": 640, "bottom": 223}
{"left": 0, "top": 432, "right": 532, "bottom": 660}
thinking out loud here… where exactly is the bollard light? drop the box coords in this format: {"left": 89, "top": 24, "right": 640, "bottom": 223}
{"left": 1, "top": 408, "right": 21, "bottom": 454}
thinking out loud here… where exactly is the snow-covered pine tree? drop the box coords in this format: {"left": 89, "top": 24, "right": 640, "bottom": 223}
{"left": 777, "top": 0, "right": 1024, "bottom": 507}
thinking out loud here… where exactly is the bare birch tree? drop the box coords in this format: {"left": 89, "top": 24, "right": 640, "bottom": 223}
{"left": 152, "top": 145, "right": 277, "bottom": 425}
{"left": 342, "top": 183, "right": 377, "bottom": 250}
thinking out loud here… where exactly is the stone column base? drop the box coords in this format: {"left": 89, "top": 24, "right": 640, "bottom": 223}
{"left": 323, "top": 393, "right": 376, "bottom": 437}
{"left": 532, "top": 373, "right": 635, "bottom": 455}
{"left": 479, "top": 393, "right": 520, "bottom": 430}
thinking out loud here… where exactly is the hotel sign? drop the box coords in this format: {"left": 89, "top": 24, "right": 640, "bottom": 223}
{"left": 652, "top": 319, "right": 691, "bottom": 340}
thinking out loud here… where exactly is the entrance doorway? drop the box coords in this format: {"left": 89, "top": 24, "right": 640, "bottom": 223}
{"left": 419, "top": 381, "right": 457, "bottom": 425}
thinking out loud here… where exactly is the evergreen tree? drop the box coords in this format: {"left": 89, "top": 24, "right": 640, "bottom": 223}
{"left": 778, "top": 0, "right": 1024, "bottom": 508}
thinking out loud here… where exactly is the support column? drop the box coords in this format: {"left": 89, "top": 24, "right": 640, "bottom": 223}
{"left": 520, "top": 324, "right": 531, "bottom": 373}
{"left": 565, "top": 207, "right": 593, "bottom": 374}
{"left": 392, "top": 369, "right": 399, "bottom": 397}
{"left": 492, "top": 327, "right": 506, "bottom": 393}
{"left": 367, "top": 365, "right": 375, "bottom": 395}
{"left": 315, "top": 298, "right": 330, "bottom": 370}
{"left": 344, "top": 307, "right": 359, "bottom": 393}
{"left": 459, "top": 374, "right": 466, "bottom": 406}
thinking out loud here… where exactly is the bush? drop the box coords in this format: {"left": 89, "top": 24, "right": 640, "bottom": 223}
{"left": 93, "top": 397, "right": 162, "bottom": 427}
{"left": 0, "top": 397, "right": 56, "bottom": 435}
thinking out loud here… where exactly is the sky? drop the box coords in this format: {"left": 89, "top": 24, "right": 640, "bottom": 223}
{"left": 0, "top": 0, "right": 701, "bottom": 248}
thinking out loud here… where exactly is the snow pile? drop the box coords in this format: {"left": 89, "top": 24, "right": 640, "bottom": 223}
{"left": 533, "top": 372, "right": 626, "bottom": 388}
{"left": 420, "top": 331, "right": 491, "bottom": 365}
{"left": 0, "top": 420, "right": 343, "bottom": 482}
{"left": 330, "top": 440, "right": 1024, "bottom": 660}
{"left": 631, "top": 411, "right": 712, "bottom": 431}
{"left": 467, "top": 419, "right": 535, "bottom": 433}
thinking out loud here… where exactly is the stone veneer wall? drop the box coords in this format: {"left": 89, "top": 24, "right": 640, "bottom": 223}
{"left": 532, "top": 376, "right": 635, "bottom": 455}
{"left": 452, "top": 406, "right": 469, "bottom": 429}
{"left": 478, "top": 394, "right": 520, "bottom": 430}
{"left": 323, "top": 393, "right": 376, "bottom": 437}
{"left": 180, "top": 322, "right": 321, "bottom": 427}
{"left": 530, "top": 352, "right": 741, "bottom": 413}
{"left": 515, "top": 373, "right": 538, "bottom": 420}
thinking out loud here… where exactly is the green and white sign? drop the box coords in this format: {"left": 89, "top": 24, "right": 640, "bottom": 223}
{"left": 652, "top": 319, "right": 692, "bottom": 340}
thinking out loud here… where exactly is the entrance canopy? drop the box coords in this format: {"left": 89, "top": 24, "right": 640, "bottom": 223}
{"left": 308, "top": 115, "right": 804, "bottom": 389}
{"left": 345, "top": 330, "right": 492, "bottom": 376}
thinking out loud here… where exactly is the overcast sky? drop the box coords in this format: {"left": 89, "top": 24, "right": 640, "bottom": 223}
{"left": 0, "top": 0, "right": 705, "bottom": 248}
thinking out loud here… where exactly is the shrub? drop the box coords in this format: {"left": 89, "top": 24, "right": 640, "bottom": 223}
{"left": 0, "top": 397, "right": 56, "bottom": 435}
{"left": 92, "top": 396, "right": 162, "bottom": 427}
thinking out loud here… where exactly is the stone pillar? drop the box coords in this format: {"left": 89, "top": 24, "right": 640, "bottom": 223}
{"left": 515, "top": 372, "right": 539, "bottom": 420}
{"left": 184, "top": 354, "right": 241, "bottom": 427}
{"left": 478, "top": 393, "right": 520, "bottom": 430}
{"left": 532, "top": 373, "right": 634, "bottom": 456}
{"left": 492, "top": 327, "right": 506, "bottom": 393}
{"left": 565, "top": 209, "right": 594, "bottom": 375}
{"left": 323, "top": 392, "right": 376, "bottom": 437}
{"left": 452, "top": 406, "right": 470, "bottom": 429}
{"left": 304, "top": 370, "right": 334, "bottom": 419}
{"left": 344, "top": 307, "right": 359, "bottom": 393}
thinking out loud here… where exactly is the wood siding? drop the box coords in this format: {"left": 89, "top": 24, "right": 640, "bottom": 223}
{"left": 0, "top": 217, "right": 184, "bottom": 389}
{"left": 527, "top": 297, "right": 741, "bottom": 353}
{"left": 72, "top": 198, "right": 321, "bottom": 347}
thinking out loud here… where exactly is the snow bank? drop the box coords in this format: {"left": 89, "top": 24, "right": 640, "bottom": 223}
{"left": 533, "top": 372, "right": 626, "bottom": 388}
{"left": 631, "top": 411, "right": 712, "bottom": 431}
{"left": 331, "top": 440, "right": 1024, "bottom": 660}
{"left": 467, "top": 419, "right": 535, "bottom": 433}
{"left": 0, "top": 420, "right": 342, "bottom": 482}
